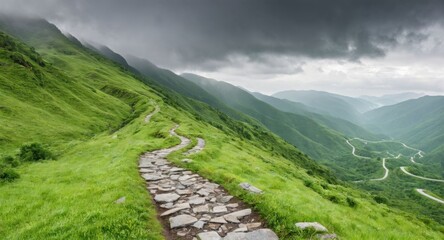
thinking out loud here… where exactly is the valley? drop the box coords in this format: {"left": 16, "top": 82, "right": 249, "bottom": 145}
{"left": 0, "top": 13, "right": 443, "bottom": 240}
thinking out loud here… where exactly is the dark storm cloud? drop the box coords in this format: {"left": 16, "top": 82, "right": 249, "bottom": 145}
{"left": 1, "top": 0, "right": 444, "bottom": 69}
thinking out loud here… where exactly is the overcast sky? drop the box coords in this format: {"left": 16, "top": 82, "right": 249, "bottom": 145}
{"left": 1, "top": 0, "right": 444, "bottom": 96}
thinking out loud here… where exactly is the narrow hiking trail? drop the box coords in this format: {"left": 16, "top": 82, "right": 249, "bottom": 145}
{"left": 416, "top": 189, "right": 444, "bottom": 204}
{"left": 145, "top": 104, "right": 160, "bottom": 123}
{"left": 139, "top": 107, "right": 278, "bottom": 239}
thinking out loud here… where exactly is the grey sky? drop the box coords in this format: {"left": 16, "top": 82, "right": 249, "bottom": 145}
{"left": 1, "top": 0, "right": 444, "bottom": 96}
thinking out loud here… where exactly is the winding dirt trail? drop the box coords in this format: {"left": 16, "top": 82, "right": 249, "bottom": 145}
{"left": 145, "top": 104, "right": 160, "bottom": 123}
{"left": 139, "top": 108, "right": 278, "bottom": 239}
{"left": 416, "top": 189, "right": 444, "bottom": 204}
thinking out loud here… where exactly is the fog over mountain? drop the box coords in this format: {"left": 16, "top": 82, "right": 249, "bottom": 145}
{"left": 1, "top": 0, "right": 444, "bottom": 95}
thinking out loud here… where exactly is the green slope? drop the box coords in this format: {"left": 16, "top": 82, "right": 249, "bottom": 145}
{"left": 0, "top": 16, "right": 443, "bottom": 240}
{"left": 124, "top": 55, "right": 258, "bottom": 126}
{"left": 364, "top": 96, "right": 444, "bottom": 176}
{"left": 364, "top": 96, "right": 444, "bottom": 149}
{"left": 181, "top": 73, "right": 351, "bottom": 161}
{"left": 273, "top": 90, "right": 376, "bottom": 123}
{"left": 252, "top": 92, "right": 381, "bottom": 140}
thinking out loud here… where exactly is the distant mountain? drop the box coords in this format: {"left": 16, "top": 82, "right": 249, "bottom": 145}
{"left": 272, "top": 90, "right": 377, "bottom": 123}
{"left": 364, "top": 96, "right": 444, "bottom": 151}
{"left": 252, "top": 92, "right": 380, "bottom": 140}
{"left": 181, "top": 73, "right": 352, "bottom": 161}
{"left": 360, "top": 92, "right": 424, "bottom": 107}
{"left": 125, "top": 56, "right": 256, "bottom": 125}
{"left": 364, "top": 96, "right": 444, "bottom": 175}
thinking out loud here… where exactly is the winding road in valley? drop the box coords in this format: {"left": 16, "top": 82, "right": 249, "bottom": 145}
{"left": 369, "top": 158, "right": 388, "bottom": 181}
{"left": 399, "top": 167, "right": 444, "bottom": 183}
{"left": 416, "top": 189, "right": 444, "bottom": 204}
{"left": 346, "top": 139, "right": 370, "bottom": 159}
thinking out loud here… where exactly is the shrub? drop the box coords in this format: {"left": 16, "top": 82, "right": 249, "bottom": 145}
{"left": 327, "top": 194, "right": 340, "bottom": 203}
{"left": 0, "top": 167, "right": 20, "bottom": 182}
{"left": 373, "top": 195, "right": 388, "bottom": 204}
{"left": 2, "top": 155, "right": 20, "bottom": 167}
{"left": 347, "top": 196, "right": 358, "bottom": 208}
{"left": 19, "top": 143, "right": 53, "bottom": 162}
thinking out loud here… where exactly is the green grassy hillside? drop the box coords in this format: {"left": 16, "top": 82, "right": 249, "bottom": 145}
{"left": 251, "top": 92, "right": 380, "bottom": 140}
{"left": 181, "top": 73, "right": 351, "bottom": 161}
{"left": 364, "top": 96, "right": 444, "bottom": 175}
{"left": 0, "top": 16, "right": 443, "bottom": 240}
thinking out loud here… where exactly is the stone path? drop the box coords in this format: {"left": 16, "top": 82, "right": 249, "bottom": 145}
{"left": 139, "top": 124, "right": 278, "bottom": 240}
{"left": 185, "top": 138, "right": 205, "bottom": 155}
{"left": 145, "top": 104, "right": 160, "bottom": 123}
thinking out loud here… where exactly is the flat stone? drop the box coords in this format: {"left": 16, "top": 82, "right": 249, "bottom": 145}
{"left": 176, "top": 189, "right": 192, "bottom": 195}
{"left": 223, "top": 209, "right": 251, "bottom": 219}
{"left": 193, "top": 204, "right": 210, "bottom": 213}
{"left": 161, "top": 203, "right": 191, "bottom": 216}
{"left": 170, "top": 175, "right": 180, "bottom": 180}
{"left": 193, "top": 220, "right": 206, "bottom": 229}
{"left": 154, "top": 193, "right": 180, "bottom": 203}
{"left": 224, "top": 229, "right": 278, "bottom": 240}
{"left": 233, "top": 227, "right": 248, "bottom": 232}
{"left": 219, "top": 196, "right": 233, "bottom": 203}
{"left": 188, "top": 197, "right": 206, "bottom": 205}
{"left": 169, "top": 214, "right": 198, "bottom": 228}
{"left": 115, "top": 196, "right": 126, "bottom": 204}
{"left": 200, "top": 214, "right": 212, "bottom": 221}
{"left": 295, "top": 222, "right": 328, "bottom": 232}
{"left": 224, "top": 215, "right": 240, "bottom": 223}
{"left": 197, "top": 231, "right": 221, "bottom": 240}
{"left": 181, "top": 179, "right": 197, "bottom": 186}
{"left": 239, "top": 182, "right": 263, "bottom": 194}
{"left": 226, "top": 203, "right": 238, "bottom": 208}
{"left": 210, "top": 216, "right": 227, "bottom": 224}
{"left": 197, "top": 189, "right": 212, "bottom": 196}
{"left": 174, "top": 202, "right": 191, "bottom": 208}
{"left": 179, "top": 175, "right": 192, "bottom": 181}
{"left": 160, "top": 202, "right": 174, "bottom": 209}
{"left": 142, "top": 174, "right": 164, "bottom": 181}
{"left": 246, "top": 222, "right": 261, "bottom": 230}
{"left": 139, "top": 163, "right": 155, "bottom": 168}
{"left": 203, "top": 182, "right": 219, "bottom": 189}
{"left": 212, "top": 206, "right": 228, "bottom": 213}
{"left": 317, "top": 233, "right": 338, "bottom": 239}
{"left": 139, "top": 168, "right": 155, "bottom": 173}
